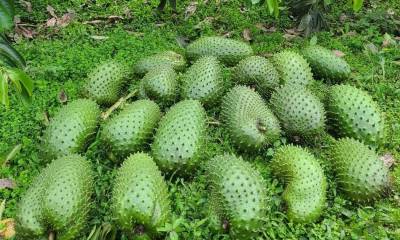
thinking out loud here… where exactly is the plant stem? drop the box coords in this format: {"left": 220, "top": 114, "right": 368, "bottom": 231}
{"left": 101, "top": 91, "right": 137, "bottom": 120}
{"left": 48, "top": 231, "right": 55, "bottom": 240}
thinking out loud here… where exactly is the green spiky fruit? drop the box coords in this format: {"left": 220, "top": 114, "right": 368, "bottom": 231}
{"left": 272, "top": 50, "right": 313, "bottom": 86}
{"left": 302, "top": 45, "right": 351, "bottom": 81}
{"left": 186, "top": 36, "right": 253, "bottom": 66}
{"left": 83, "top": 60, "right": 126, "bottom": 105}
{"left": 234, "top": 56, "right": 280, "bottom": 94}
{"left": 329, "top": 138, "right": 389, "bottom": 202}
{"left": 133, "top": 51, "right": 186, "bottom": 76}
{"left": 327, "top": 84, "right": 385, "bottom": 146}
{"left": 112, "top": 153, "right": 170, "bottom": 238}
{"left": 43, "top": 99, "right": 100, "bottom": 159}
{"left": 270, "top": 84, "right": 325, "bottom": 137}
{"left": 138, "top": 67, "right": 178, "bottom": 106}
{"left": 101, "top": 100, "right": 161, "bottom": 159}
{"left": 181, "top": 56, "right": 224, "bottom": 106}
{"left": 271, "top": 145, "right": 326, "bottom": 223}
{"left": 221, "top": 86, "right": 281, "bottom": 151}
{"left": 16, "top": 154, "right": 94, "bottom": 240}
{"left": 207, "top": 154, "right": 267, "bottom": 239}
{"left": 152, "top": 100, "right": 207, "bottom": 174}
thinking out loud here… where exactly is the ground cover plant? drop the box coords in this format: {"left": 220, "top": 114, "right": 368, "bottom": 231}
{"left": 0, "top": 0, "right": 400, "bottom": 239}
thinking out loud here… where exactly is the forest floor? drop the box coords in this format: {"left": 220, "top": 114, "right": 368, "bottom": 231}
{"left": 1, "top": 0, "right": 400, "bottom": 239}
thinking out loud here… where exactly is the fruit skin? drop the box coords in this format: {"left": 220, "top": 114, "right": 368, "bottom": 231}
{"left": 180, "top": 56, "right": 224, "bottom": 106}
{"left": 302, "top": 45, "right": 351, "bottom": 81}
{"left": 186, "top": 36, "right": 253, "bottom": 66}
{"left": 326, "top": 84, "right": 385, "bottom": 146}
{"left": 272, "top": 50, "right": 313, "bottom": 86}
{"left": 207, "top": 154, "right": 267, "bottom": 239}
{"left": 112, "top": 153, "right": 170, "bottom": 238}
{"left": 138, "top": 66, "right": 178, "bottom": 107}
{"left": 221, "top": 86, "right": 281, "bottom": 151}
{"left": 43, "top": 99, "right": 100, "bottom": 159}
{"left": 234, "top": 56, "right": 280, "bottom": 94}
{"left": 83, "top": 60, "right": 127, "bottom": 105}
{"left": 101, "top": 100, "right": 161, "bottom": 159}
{"left": 271, "top": 145, "right": 326, "bottom": 223}
{"left": 151, "top": 100, "right": 207, "bottom": 174}
{"left": 270, "top": 84, "right": 325, "bottom": 137}
{"left": 133, "top": 51, "right": 186, "bottom": 76}
{"left": 329, "top": 138, "right": 389, "bottom": 202}
{"left": 16, "top": 154, "right": 94, "bottom": 240}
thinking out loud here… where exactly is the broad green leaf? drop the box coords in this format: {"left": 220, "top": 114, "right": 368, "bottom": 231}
{"left": 0, "top": 42, "right": 26, "bottom": 68}
{"left": 353, "top": 0, "right": 363, "bottom": 11}
{"left": 0, "top": 144, "right": 22, "bottom": 166}
{"left": 266, "top": 0, "right": 279, "bottom": 17}
{"left": 7, "top": 68, "right": 33, "bottom": 104}
{"left": 0, "top": 72, "right": 9, "bottom": 107}
{"left": 0, "top": 0, "right": 14, "bottom": 33}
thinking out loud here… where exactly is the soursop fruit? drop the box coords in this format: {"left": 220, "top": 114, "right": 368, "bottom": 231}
{"left": 43, "top": 99, "right": 100, "bottom": 159}
{"left": 83, "top": 60, "right": 127, "bottom": 105}
{"left": 207, "top": 154, "right": 267, "bottom": 239}
{"left": 186, "top": 36, "right": 253, "bottom": 66}
{"left": 329, "top": 138, "right": 389, "bottom": 202}
{"left": 16, "top": 154, "right": 94, "bottom": 240}
{"left": 270, "top": 84, "right": 325, "bottom": 137}
{"left": 133, "top": 51, "right": 186, "bottom": 76}
{"left": 152, "top": 100, "right": 207, "bottom": 174}
{"left": 112, "top": 153, "right": 170, "bottom": 238}
{"left": 272, "top": 50, "right": 313, "bottom": 86}
{"left": 326, "top": 84, "right": 385, "bottom": 146}
{"left": 234, "top": 56, "right": 280, "bottom": 94}
{"left": 101, "top": 100, "right": 161, "bottom": 159}
{"left": 181, "top": 56, "right": 224, "bottom": 106}
{"left": 138, "top": 66, "right": 178, "bottom": 106}
{"left": 302, "top": 45, "right": 351, "bottom": 81}
{"left": 221, "top": 86, "right": 281, "bottom": 151}
{"left": 271, "top": 145, "right": 326, "bottom": 223}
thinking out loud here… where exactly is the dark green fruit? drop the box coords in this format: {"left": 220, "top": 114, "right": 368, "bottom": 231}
{"left": 186, "top": 36, "right": 253, "bottom": 66}
{"left": 83, "top": 60, "right": 127, "bottom": 105}
{"left": 133, "top": 51, "right": 186, "bottom": 76}
{"left": 302, "top": 45, "right": 351, "bottom": 81}
{"left": 138, "top": 67, "right": 178, "bottom": 106}
{"left": 43, "top": 99, "right": 100, "bottom": 159}
{"left": 327, "top": 84, "right": 385, "bottom": 146}
{"left": 221, "top": 86, "right": 281, "bottom": 151}
{"left": 101, "top": 100, "right": 161, "bottom": 159}
{"left": 329, "top": 138, "right": 389, "bottom": 202}
{"left": 181, "top": 56, "right": 224, "bottom": 106}
{"left": 270, "top": 84, "right": 325, "bottom": 137}
{"left": 271, "top": 145, "right": 326, "bottom": 223}
{"left": 207, "top": 154, "right": 267, "bottom": 239}
{"left": 112, "top": 153, "right": 170, "bottom": 238}
{"left": 152, "top": 100, "right": 207, "bottom": 174}
{"left": 16, "top": 154, "right": 94, "bottom": 240}
{"left": 234, "top": 56, "right": 280, "bottom": 94}
{"left": 272, "top": 50, "right": 313, "bottom": 86}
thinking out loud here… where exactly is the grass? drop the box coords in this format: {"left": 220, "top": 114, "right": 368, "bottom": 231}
{"left": 1, "top": 0, "right": 400, "bottom": 239}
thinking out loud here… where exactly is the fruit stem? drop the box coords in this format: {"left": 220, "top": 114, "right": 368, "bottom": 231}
{"left": 256, "top": 120, "right": 267, "bottom": 133}
{"left": 222, "top": 219, "right": 230, "bottom": 232}
{"left": 133, "top": 224, "right": 145, "bottom": 235}
{"left": 101, "top": 90, "right": 137, "bottom": 120}
{"left": 48, "top": 231, "right": 55, "bottom": 240}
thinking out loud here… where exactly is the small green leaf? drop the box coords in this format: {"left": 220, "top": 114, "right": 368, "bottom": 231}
{"left": 353, "top": 0, "right": 363, "bottom": 11}
{"left": 7, "top": 68, "right": 33, "bottom": 96}
{"left": 0, "top": 72, "right": 9, "bottom": 107}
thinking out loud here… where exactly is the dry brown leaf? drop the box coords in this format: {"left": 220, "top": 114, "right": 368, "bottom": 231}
{"left": 15, "top": 26, "right": 34, "bottom": 39}
{"left": 223, "top": 31, "right": 233, "bottom": 38}
{"left": 332, "top": 50, "right": 345, "bottom": 58}
{"left": 58, "top": 13, "right": 75, "bottom": 27}
{"left": 259, "top": 52, "right": 274, "bottom": 58}
{"left": 46, "top": 5, "right": 57, "bottom": 18}
{"left": 339, "top": 14, "right": 347, "bottom": 23}
{"left": 0, "top": 219, "right": 15, "bottom": 239}
{"left": 108, "top": 15, "right": 124, "bottom": 22}
{"left": 46, "top": 17, "right": 57, "bottom": 27}
{"left": 20, "top": 1, "right": 32, "bottom": 13}
{"left": 83, "top": 20, "right": 104, "bottom": 25}
{"left": 380, "top": 153, "right": 396, "bottom": 168}
{"left": 90, "top": 35, "right": 109, "bottom": 40}
{"left": 58, "top": 90, "right": 68, "bottom": 104}
{"left": 185, "top": 2, "right": 198, "bottom": 20}
{"left": 255, "top": 23, "right": 276, "bottom": 33}
{"left": 283, "top": 33, "right": 297, "bottom": 41}
{"left": 0, "top": 179, "right": 16, "bottom": 189}
{"left": 243, "top": 28, "right": 252, "bottom": 42}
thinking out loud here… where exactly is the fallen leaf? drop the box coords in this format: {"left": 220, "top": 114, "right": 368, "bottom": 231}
{"left": 123, "top": 8, "right": 132, "bottom": 18}
{"left": 380, "top": 153, "right": 396, "bottom": 168}
{"left": 0, "top": 144, "right": 22, "bottom": 166}
{"left": 90, "top": 35, "right": 109, "bottom": 40}
{"left": 20, "top": 1, "right": 32, "bottom": 13}
{"left": 283, "top": 33, "right": 297, "bottom": 41}
{"left": 259, "top": 52, "right": 274, "bottom": 58}
{"left": 126, "top": 31, "right": 144, "bottom": 37}
{"left": 185, "top": 2, "right": 198, "bottom": 20}
{"left": 15, "top": 26, "right": 34, "bottom": 38}
{"left": 58, "top": 90, "right": 68, "bottom": 104}
{"left": 0, "top": 179, "right": 16, "bottom": 190}
{"left": 155, "top": 23, "right": 166, "bottom": 27}
{"left": 364, "top": 43, "right": 379, "bottom": 54}
{"left": 176, "top": 35, "right": 190, "bottom": 48}
{"left": 58, "top": 12, "right": 74, "bottom": 27}
{"left": 255, "top": 23, "right": 276, "bottom": 33}
{"left": 46, "top": 5, "right": 57, "bottom": 18}
{"left": 332, "top": 50, "right": 345, "bottom": 57}
{"left": 222, "top": 31, "right": 233, "bottom": 38}
{"left": 339, "top": 14, "right": 347, "bottom": 23}
{"left": 46, "top": 17, "right": 57, "bottom": 27}
{"left": 243, "top": 28, "right": 252, "bottom": 42}
{"left": 83, "top": 20, "right": 104, "bottom": 25}
{"left": 107, "top": 15, "right": 124, "bottom": 22}
{"left": 0, "top": 219, "right": 16, "bottom": 239}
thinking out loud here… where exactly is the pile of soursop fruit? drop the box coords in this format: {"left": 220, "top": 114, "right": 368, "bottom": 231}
{"left": 15, "top": 36, "right": 398, "bottom": 239}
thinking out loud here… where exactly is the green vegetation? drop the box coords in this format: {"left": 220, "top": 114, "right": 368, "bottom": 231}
{"left": 0, "top": 0, "right": 399, "bottom": 239}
